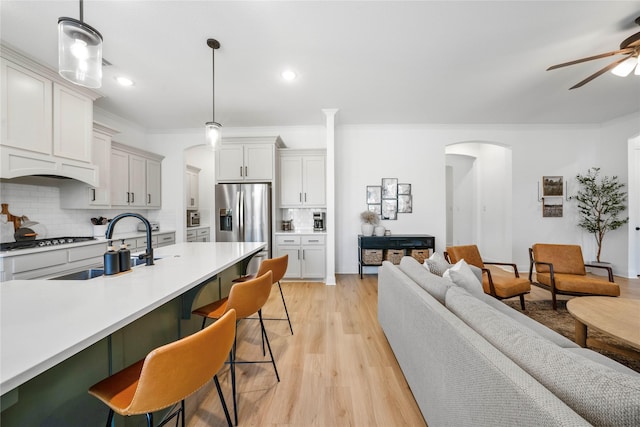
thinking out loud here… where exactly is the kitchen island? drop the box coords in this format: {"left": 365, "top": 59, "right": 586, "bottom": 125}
{"left": 0, "top": 241, "right": 265, "bottom": 425}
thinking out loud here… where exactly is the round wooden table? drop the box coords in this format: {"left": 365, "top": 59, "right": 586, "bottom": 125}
{"left": 566, "top": 296, "right": 640, "bottom": 350}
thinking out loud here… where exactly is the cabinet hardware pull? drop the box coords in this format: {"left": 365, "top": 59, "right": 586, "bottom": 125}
{"left": 240, "top": 166, "right": 243, "bottom": 177}
{"left": 309, "top": 239, "right": 319, "bottom": 242}
{"left": 297, "top": 249, "right": 300, "bottom": 260}
{"left": 131, "top": 193, "right": 135, "bottom": 203}
{"left": 126, "top": 192, "right": 130, "bottom": 203}
{"left": 148, "top": 194, "right": 151, "bottom": 204}
{"left": 245, "top": 166, "right": 248, "bottom": 176}
{"left": 302, "top": 249, "right": 305, "bottom": 260}
{"left": 284, "top": 239, "right": 294, "bottom": 243}
{"left": 304, "top": 193, "right": 307, "bottom": 202}
{"left": 299, "top": 193, "right": 302, "bottom": 202}
{"left": 91, "top": 188, "right": 96, "bottom": 201}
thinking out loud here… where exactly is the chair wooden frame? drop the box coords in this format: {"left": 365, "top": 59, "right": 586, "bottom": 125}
{"left": 528, "top": 246, "right": 617, "bottom": 310}
{"left": 445, "top": 245, "right": 530, "bottom": 310}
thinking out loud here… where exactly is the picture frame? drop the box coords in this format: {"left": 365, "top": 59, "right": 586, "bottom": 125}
{"left": 398, "top": 194, "right": 412, "bottom": 213}
{"left": 382, "top": 178, "right": 398, "bottom": 199}
{"left": 381, "top": 199, "right": 398, "bottom": 220}
{"left": 366, "top": 185, "right": 382, "bottom": 204}
{"left": 542, "top": 197, "right": 563, "bottom": 217}
{"left": 368, "top": 204, "right": 381, "bottom": 215}
{"left": 542, "top": 176, "right": 563, "bottom": 197}
{"left": 398, "top": 183, "right": 411, "bottom": 195}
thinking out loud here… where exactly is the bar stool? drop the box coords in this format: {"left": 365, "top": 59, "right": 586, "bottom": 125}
{"left": 88, "top": 309, "right": 237, "bottom": 427}
{"left": 233, "top": 254, "right": 293, "bottom": 335}
{"left": 192, "top": 271, "right": 279, "bottom": 426}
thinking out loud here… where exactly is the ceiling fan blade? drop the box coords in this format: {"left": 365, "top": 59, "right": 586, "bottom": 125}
{"left": 569, "top": 55, "right": 634, "bottom": 89}
{"left": 547, "top": 48, "right": 634, "bottom": 70}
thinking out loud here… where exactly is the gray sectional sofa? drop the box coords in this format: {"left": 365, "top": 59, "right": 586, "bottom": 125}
{"left": 378, "top": 257, "right": 640, "bottom": 427}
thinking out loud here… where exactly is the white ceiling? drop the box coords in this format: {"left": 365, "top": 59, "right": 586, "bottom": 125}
{"left": 1, "top": 1, "right": 640, "bottom": 130}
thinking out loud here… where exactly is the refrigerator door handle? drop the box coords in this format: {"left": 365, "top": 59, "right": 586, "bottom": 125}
{"left": 238, "top": 191, "right": 244, "bottom": 240}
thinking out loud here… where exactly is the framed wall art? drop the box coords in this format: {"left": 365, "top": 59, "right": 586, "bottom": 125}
{"left": 398, "top": 183, "right": 411, "bottom": 195}
{"left": 398, "top": 194, "right": 412, "bottom": 213}
{"left": 368, "top": 204, "right": 382, "bottom": 215}
{"left": 381, "top": 199, "right": 398, "bottom": 220}
{"left": 542, "top": 197, "right": 563, "bottom": 217}
{"left": 366, "top": 185, "right": 382, "bottom": 204}
{"left": 382, "top": 178, "right": 398, "bottom": 199}
{"left": 542, "top": 176, "right": 563, "bottom": 196}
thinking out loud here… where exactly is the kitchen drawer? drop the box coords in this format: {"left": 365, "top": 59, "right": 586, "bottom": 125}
{"left": 186, "top": 230, "right": 197, "bottom": 242}
{"left": 157, "top": 233, "right": 175, "bottom": 247}
{"left": 68, "top": 243, "right": 107, "bottom": 262}
{"left": 12, "top": 250, "right": 67, "bottom": 273}
{"left": 196, "top": 228, "right": 209, "bottom": 237}
{"left": 302, "top": 235, "right": 325, "bottom": 245}
{"left": 136, "top": 235, "right": 158, "bottom": 249}
{"left": 276, "top": 235, "right": 301, "bottom": 245}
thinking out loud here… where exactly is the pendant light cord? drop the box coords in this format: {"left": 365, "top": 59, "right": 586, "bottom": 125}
{"left": 79, "top": 0, "right": 83, "bottom": 22}
{"left": 212, "top": 43, "right": 215, "bottom": 122}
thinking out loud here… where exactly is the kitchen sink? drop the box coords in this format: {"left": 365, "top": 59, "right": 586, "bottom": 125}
{"left": 49, "top": 257, "right": 165, "bottom": 280}
{"left": 50, "top": 268, "right": 105, "bottom": 280}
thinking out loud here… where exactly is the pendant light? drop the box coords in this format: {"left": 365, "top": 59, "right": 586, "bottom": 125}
{"left": 58, "top": 0, "right": 103, "bottom": 88}
{"left": 205, "top": 38, "right": 222, "bottom": 150}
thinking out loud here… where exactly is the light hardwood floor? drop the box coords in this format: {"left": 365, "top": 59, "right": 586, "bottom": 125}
{"left": 186, "top": 273, "right": 639, "bottom": 426}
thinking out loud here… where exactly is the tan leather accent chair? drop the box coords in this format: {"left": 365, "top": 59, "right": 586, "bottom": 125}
{"left": 233, "top": 254, "right": 292, "bottom": 334}
{"left": 192, "top": 271, "right": 279, "bottom": 425}
{"left": 445, "top": 244, "right": 531, "bottom": 309}
{"left": 529, "top": 243, "right": 620, "bottom": 310}
{"left": 88, "top": 309, "right": 237, "bottom": 427}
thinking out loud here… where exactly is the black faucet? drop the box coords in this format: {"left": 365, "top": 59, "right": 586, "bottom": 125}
{"left": 105, "top": 213, "right": 154, "bottom": 266}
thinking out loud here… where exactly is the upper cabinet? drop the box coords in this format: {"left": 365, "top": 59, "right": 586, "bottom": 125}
{"left": 279, "top": 149, "right": 326, "bottom": 208}
{"left": 186, "top": 165, "right": 200, "bottom": 209}
{"left": 0, "top": 46, "right": 100, "bottom": 185}
{"left": 216, "top": 136, "right": 284, "bottom": 182}
{"left": 111, "top": 142, "right": 164, "bottom": 208}
{"left": 60, "top": 123, "right": 118, "bottom": 208}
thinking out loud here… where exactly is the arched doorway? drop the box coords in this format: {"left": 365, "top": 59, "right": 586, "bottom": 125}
{"left": 445, "top": 141, "right": 513, "bottom": 261}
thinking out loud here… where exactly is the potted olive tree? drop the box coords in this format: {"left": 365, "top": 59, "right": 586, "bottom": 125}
{"left": 575, "top": 167, "right": 628, "bottom": 262}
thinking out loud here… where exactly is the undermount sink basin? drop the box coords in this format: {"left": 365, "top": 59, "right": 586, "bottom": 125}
{"left": 50, "top": 268, "right": 105, "bottom": 280}
{"left": 49, "top": 257, "right": 164, "bottom": 280}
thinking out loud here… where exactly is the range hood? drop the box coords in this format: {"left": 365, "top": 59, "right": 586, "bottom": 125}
{"left": 1, "top": 146, "right": 98, "bottom": 187}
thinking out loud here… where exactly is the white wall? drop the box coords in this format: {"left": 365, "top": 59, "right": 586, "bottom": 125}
{"left": 445, "top": 153, "right": 476, "bottom": 248}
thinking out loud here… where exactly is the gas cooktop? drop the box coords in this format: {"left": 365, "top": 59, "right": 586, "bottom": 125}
{"left": 0, "top": 237, "right": 96, "bottom": 252}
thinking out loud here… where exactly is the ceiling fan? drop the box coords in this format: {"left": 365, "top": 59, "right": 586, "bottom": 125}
{"left": 547, "top": 16, "right": 640, "bottom": 89}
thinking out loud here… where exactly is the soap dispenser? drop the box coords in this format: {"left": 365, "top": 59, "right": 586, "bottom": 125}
{"left": 104, "top": 243, "right": 120, "bottom": 275}
{"left": 118, "top": 240, "right": 131, "bottom": 272}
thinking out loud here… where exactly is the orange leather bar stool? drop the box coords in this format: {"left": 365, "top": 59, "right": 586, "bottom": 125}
{"left": 233, "top": 254, "right": 293, "bottom": 334}
{"left": 88, "top": 309, "right": 236, "bottom": 427}
{"left": 192, "top": 271, "right": 279, "bottom": 426}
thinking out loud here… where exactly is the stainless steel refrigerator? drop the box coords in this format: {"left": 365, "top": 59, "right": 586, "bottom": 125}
{"left": 215, "top": 183, "right": 271, "bottom": 275}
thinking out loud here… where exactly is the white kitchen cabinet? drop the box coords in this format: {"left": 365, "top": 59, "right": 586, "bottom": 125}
{"left": 185, "top": 165, "right": 200, "bottom": 209}
{"left": 0, "top": 49, "right": 99, "bottom": 185}
{"left": 215, "top": 136, "right": 283, "bottom": 182}
{"left": 186, "top": 227, "right": 209, "bottom": 242}
{"left": 275, "top": 234, "right": 325, "bottom": 279}
{"left": 60, "top": 122, "right": 118, "bottom": 208}
{"left": 111, "top": 142, "right": 164, "bottom": 208}
{"left": 52, "top": 83, "right": 93, "bottom": 163}
{"left": 279, "top": 150, "right": 326, "bottom": 207}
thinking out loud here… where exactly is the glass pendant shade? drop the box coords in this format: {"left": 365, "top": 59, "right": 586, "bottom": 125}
{"left": 206, "top": 121, "right": 222, "bottom": 150}
{"left": 611, "top": 56, "right": 637, "bottom": 77}
{"left": 635, "top": 57, "right": 640, "bottom": 75}
{"left": 58, "top": 17, "right": 103, "bottom": 88}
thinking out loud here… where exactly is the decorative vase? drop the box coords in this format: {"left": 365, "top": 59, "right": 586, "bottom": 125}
{"left": 374, "top": 225, "right": 385, "bottom": 236}
{"left": 361, "top": 223, "right": 374, "bottom": 236}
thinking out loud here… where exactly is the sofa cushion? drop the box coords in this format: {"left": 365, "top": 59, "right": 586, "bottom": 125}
{"left": 443, "top": 259, "right": 484, "bottom": 298}
{"left": 536, "top": 272, "right": 620, "bottom": 296}
{"left": 475, "top": 292, "right": 578, "bottom": 348}
{"left": 482, "top": 265, "right": 531, "bottom": 298}
{"left": 399, "top": 256, "right": 452, "bottom": 304}
{"left": 446, "top": 286, "right": 640, "bottom": 426}
{"left": 424, "top": 252, "right": 450, "bottom": 276}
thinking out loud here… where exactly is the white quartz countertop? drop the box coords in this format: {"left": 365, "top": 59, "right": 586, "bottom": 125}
{"left": 0, "top": 241, "right": 265, "bottom": 394}
{"left": 274, "top": 230, "right": 326, "bottom": 235}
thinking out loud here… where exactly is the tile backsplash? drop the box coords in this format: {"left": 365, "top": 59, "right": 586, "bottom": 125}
{"left": 1, "top": 182, "right": 167, "bottom": 242}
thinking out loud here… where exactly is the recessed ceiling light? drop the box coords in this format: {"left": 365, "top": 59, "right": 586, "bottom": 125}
{"left": 115, "top": 76, "right": 134, "bottom": 87}
{"left": 281, "top": 69, "right": 297, "bottom": 81}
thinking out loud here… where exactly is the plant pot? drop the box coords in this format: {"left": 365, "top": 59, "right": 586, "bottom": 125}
{"left": 361, "top": 223, "right": 374, "bottom": 236}
{"left": 374, "top": 225, "right": 385, "bottom": 236}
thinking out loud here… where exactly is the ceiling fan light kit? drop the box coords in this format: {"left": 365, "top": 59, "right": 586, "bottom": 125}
{"left": 58, "top": 0, "right": 103, "bottom": 88}
{"left": 548, "top": 16, "right": 640, "bottom": 89}
{"left": 205, "top": 38, "right": 222, "bottom": 150}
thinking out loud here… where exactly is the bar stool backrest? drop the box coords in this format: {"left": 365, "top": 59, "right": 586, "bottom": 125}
{"left": 256, "top": 254, "right": 288, "bottom": 284}
{"left": 226, "top": 271, "right": 273, "bottom": 319}
{"left": 125, "top": 309, "right": 237, "bottom": 415}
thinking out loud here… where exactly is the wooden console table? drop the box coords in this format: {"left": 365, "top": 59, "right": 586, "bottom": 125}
{"left": 358, "top": 234, "right": 435, "bottom": 279}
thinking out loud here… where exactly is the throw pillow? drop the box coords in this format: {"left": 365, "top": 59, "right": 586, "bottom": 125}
{"left": 443, "top": 259, "right": 484, "bottom": 298}
{"left": 423, "top": 252, "right": 450, "bottom": 276}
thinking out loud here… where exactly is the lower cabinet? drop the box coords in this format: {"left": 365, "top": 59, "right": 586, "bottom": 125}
{"left": 186, "top": 227, "right": 210, "bottom": 242}
{"left": 275, "top": 234, "right": 325, "bottom": 279}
